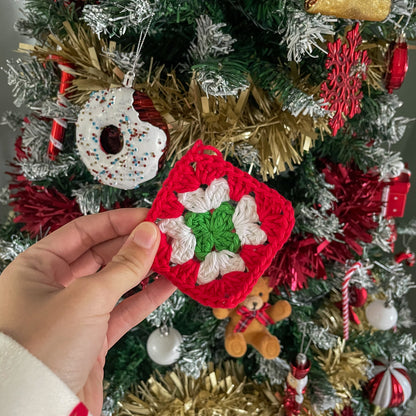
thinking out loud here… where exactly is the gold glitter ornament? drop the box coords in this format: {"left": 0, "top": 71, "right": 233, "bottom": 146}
{"left": 305, "top": 0, "right": 392, "bottom": 22}
{"left": 115, "top": 362, "right": 281, "bottom": 416}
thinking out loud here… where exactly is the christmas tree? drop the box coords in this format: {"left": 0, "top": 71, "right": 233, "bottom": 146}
{"left": 1, "top": 0, "right": 416, "bottom": 415}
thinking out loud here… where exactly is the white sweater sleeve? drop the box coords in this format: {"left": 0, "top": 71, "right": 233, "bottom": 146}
{"left": 0, "top": 332, "right": 92, "bottom": 416}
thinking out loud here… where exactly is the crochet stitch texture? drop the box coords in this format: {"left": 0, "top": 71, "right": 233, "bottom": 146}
{"left": 146, "top": 141, "right": 295, "bottom": 308}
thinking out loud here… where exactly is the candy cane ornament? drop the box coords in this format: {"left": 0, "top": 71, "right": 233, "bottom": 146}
{"left": 47, "top": 57, "right": 75, "bottom": 160}
{"left": 342, "top": 261, "right": 362, "bottom": 340}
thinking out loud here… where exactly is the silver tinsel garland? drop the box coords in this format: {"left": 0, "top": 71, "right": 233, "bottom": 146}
{"left": 296, "top": 320, "right": 338, "bottom": 350}
{"left": 146, "top": 291, "right": 186, "bottom": 328}
{"left": 296, "top": 204, "right": 342, "bottom": 242}
{"left": 0, "top": 236, "right": 31, "bottom": 263}
{"left": 282, "top": 91, "right": 328, "bottom": 118}
{"left": 255, "top": 355, "right": 290, "bottom": 385}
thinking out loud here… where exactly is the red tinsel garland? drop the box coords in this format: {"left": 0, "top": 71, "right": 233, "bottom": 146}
{"left": 9, "top": 179, "right": 83, "bottom": 238}
{"left": 268, "top": 235, "right": 327, "bottom": 291}
{"left": 321, "top": 163, "right": 383, "bottom": 260}
{"left": 268, "top": 162, "right": 384, "bottom": 291}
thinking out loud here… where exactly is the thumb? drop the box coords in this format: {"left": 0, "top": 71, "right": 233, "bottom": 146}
{"left": 88, "top": 221, "right": 160, "bottom": 303}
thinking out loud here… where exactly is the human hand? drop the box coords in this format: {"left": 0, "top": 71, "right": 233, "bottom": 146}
{"left": 0, "top": 208, "right": 176, "bottom": 416}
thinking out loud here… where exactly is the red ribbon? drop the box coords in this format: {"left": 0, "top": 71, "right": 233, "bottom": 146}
{"left": 395, "top": 251, "right": 415, "bottom": 267}
{"left": 234, "top": 303, "right": 274, "bottom": 333}
{"left": 336, "top": 286, "right": 368, "bottom": 325}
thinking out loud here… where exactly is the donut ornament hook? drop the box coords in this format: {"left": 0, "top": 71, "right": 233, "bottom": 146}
{"left": 75, "top": 72, "right": 169, "bottom": 190}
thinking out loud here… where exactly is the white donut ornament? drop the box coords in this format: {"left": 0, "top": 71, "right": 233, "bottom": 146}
{"left": 76, "top": 86, "right": 167, "bottom": 190}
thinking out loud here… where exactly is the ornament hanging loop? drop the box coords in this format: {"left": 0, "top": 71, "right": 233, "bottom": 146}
{"left": 123, "top": 71, "right": 135, "bottom": 88}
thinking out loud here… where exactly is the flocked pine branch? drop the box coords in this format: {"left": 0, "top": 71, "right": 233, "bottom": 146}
{"left": 18, "top": 155, "right": 79, "bottom": 182}
{"left": 0, "top": 187, "right": 9, "bottom": 206}
{"left": 32, "top": 99, "right": 80, "bottom": 122}
{"left": 177, "top": 309, "right": 221, "bottom": 378}
{"left": 0, "top": 235, "right": 32, "bottom": 263}
{"left": 189, "top": 15, "right": 236, "bottom": 62}
{"left": 295, "top": 204, "right": 342, "bottom": 242}
{"left": 295, "top": 320, "right": 338, "bottom": 350}
{"left": 146, "top": 291, "right": 186, "bottom": 328}
{"left": 370, "top": 94, "right": 414, "bottom": 145}
{"left": 193, "top": 59, "right": 249, "bottom": 96}
{"left": 71, "top": 184, "right": 124, "bottom": 215}
{"left": 281, "top": 8, "right": 336, "bottom": 63}
{"left": 3, "top": 58, "right": 56, "bottom": 108}
{"left": 282, "top": 91, "right": 329, "bottom": 118}
{"left": 397, "top": 219, "right": 416, "bottom": 236}
{"left": 82, "top": 0, "right": 157, "bottom": 37}
{"left": 102, "top": 48, "right": 145, "bottom": 78}
{"left": 375, "top": 261, "right": 416, "bottom": 298}
{"left": 1, "top": 111, "right": 23, "bottom": 131}
{"left": 189, "top": 15, "right": 247, "bottom": 96}
{"left": 367, "top": 217, "right": 397, "bottom": 253}
{"left": 255, "top": 355, "right": 290, "bottom": 385}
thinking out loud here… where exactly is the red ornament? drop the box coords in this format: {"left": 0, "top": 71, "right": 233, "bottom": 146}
{"left": 320, "top": 23, "right": 370, "bottom": 136}
{"left": 334, "top": 406, "right": 354, "bottom": 416}
{"left": 47, "top": 56, "right": 75, "bottom": 160}
{"left": 385, "top": 34, "right": 409, "bottom": 94}
{"left": 381, "top": 169, "right": 411, "bottom": 218}
{"left": 283, "top": 353, "right": 311, "bottom": 416}
{"left": 366, "top": 359, "right": 412, "bottom": 408}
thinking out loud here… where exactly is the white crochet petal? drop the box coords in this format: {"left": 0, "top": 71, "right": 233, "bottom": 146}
{"left": 218, "top": 251, "right": 246, "bottom": 275}
{"left": 159, "top": 217, "right": 196, "bottom": 264}
{"left": 204, "top": 178, "right": 230, "bottom": 210}
{"left": 197, "top": 252, "right": 220, "bottom": 285}
{"left": 196, "top": 250, "right": 245, "bottom": 285}
{"left": 177, "top": 188, "right": 210, "bottom": 213}
{"left": 177, "top": 177, "right": 230, "bottom": 213}
{"left": 233, "top": 195, "right": 267, "bottom": 245}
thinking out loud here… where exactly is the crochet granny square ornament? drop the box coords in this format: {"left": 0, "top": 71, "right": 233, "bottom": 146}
{"left": 146, "top": 141, "right": 295, "bottom": 308}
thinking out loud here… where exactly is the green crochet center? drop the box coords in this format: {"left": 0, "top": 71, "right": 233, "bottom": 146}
{"left": 184, "top": 201, "right": 241, "bottom": 261}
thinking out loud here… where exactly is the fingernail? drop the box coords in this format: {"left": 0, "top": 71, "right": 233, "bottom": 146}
{"left": 132, "top": 222, "right": 158, "bottom": 249}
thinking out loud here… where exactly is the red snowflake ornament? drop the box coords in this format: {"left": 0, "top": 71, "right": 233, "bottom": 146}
{"left": 321, "top": 24, "right": 370, "bottom": 136}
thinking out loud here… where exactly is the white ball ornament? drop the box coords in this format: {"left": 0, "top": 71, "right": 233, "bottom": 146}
{"left": 76, "top": 80, "right": 168, "bottom": 190}
{"left": 146, "top": 326, "right": 182, "bottom": 366}
{"left": 365, "top": 299, "right": 398, "bottom": 330}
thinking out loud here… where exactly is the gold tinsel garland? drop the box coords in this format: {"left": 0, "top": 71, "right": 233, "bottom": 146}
{"left": 19, "top": 23, "right": 331, "bottom": 179}
{"left": 315, "top": 339, "right": 370, "bottom": 414}
{"left": 114, "top": 362, "right": 281, "bottom": 416}
{"left": 18, "top": 23, "right": 390, "bottom": 179}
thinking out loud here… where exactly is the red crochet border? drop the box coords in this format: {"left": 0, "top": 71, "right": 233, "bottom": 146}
{"left": 146, "top": 141, "right": 295, "bottom": 308}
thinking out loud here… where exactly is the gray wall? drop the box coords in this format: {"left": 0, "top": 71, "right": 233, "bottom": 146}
{"left": 0, "top": 1, "right": 24, "bottom": 183}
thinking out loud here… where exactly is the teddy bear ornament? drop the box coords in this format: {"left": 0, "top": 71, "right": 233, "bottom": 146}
{"left": 213, "top": 276, "right": 292, "bottom": 359}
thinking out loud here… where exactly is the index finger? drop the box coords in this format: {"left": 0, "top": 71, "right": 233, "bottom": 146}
{"left": 32, "top": 208, "right": 149, "bottom": 265}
